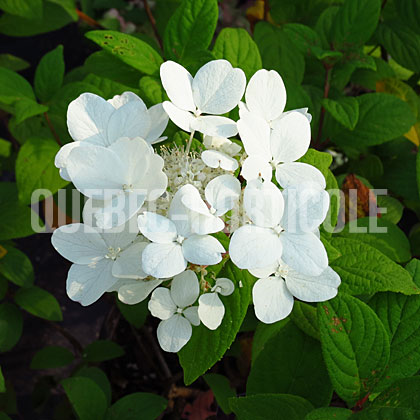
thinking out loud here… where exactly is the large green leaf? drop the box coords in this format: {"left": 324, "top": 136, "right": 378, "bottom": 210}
{"left": 14, "top": 286, "right": 63, "bottom": 321}
{"left": 376, "top": 20, "right": 420, "bottom": 73}
{"left": 229, "top": 394, "right": 313, "bottom": 420}
{"left": 163, "top": 0, "right": 218, "bottom": 61}
{"left": 247, "top": 322, "right": 332, "bottom": 407}
{"left": 330, "top": 237, "right": 418, "bottom": 295}
{"left": 85, "top": 30, "right": 163, "bottom": 76}
{"left": 353, "top": 377, "right": 420, "bottom": 419}
{"left": 16, "top": 138, "right": 68, "bottom": 204}
{"left": 213, "top": 28, "right": 262, "bottom": 79}
{"left": 203, "top": 373, "right": 236, "bottom": 414}
{"left": 338, "top": 218, "right": 411, "bottom": 263}
{"left": 290, "top": 301, "right": 320, "bottom": 341}
{"left": 254, "top": 21, "right": 305, "bottom": 84}
{"left": 106, "top": 393, "right": 167, "bottom": 420}
{"left": 0, "top": 244, "right": 34, "bottom": 287}
{"left": 333, "top": 93, "right": 415, "bottom": 147}
{"left": 116, "top": 299, "right": 148, "bottom": 329}
{"left": 75, "top": 367, "right": 111, "bottom": 406}
{"left": 30, "top": 346, "right": 74, "bottom": 369}
{"left": 61, "top": 376, "right": 108, "bottom": 420}
{"left": 396, "top": 0, "right": 420, "bottom": 34}
{"left": 318, "top": 294, "right": 390, "bottom": 406}
{"left": 178, "top": 261, "right": 252, "bottom": 385}
{"left": 0, "top": 182, "right": 42, "bottom": 240}
{"left": 35, "top": 45, "right": 65, "bottom": 103}
{"left": 83, "top": 340, "right": 125, "bottom": 363}
{"left": 0, "top": 303, "right": 23, "bottom": 352}
{"left": 0, "top": 2, "right": 73, "bottom": 36}
{"left": 305, "top": 407, "right": 352, "bottom": 420}
{"left": 0, "top": 0, "right": 42, "bottom": 19}
{"left": 331, "top": 0, "right": 381, "bottom": 50}
{"left": 139, "top": 76, "right": 166, "bottom": 105}
{"left": 322, "top": 97, "right": 359, "bottom": 130}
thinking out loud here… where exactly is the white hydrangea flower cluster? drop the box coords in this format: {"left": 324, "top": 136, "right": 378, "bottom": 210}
{"left": 51, "top": 59, "right": 341, "bottom": 353}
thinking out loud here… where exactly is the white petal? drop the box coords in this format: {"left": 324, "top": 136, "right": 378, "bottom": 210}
{"left": 198, "top": 292, "right": 225, "bottom": 330}
{"left": 142, "top": 242, "right": 187, "bottom": 278}
{"left": 145, "top": 103, "right": 169, "bottom": 144}
{"left": 243, "top": 180, "right": 284, "bottom": 228}
{"left": 67, "top": 259, "right": 117, "bottom": 306}
{"left": 107, "top": 101, "right": 151, "bottom": 145}
{"left": 270, "top": 111, "right": 311, "bottom": 164}
{"left": 157, "top": 314, "right": 192, "bottom": 352}
{"left": 162, "top": 101, "right": 195, "bottom": 132}
{"left": 182, "top": 234, "right": 225, "bottom": 266}
{"left": 252, "top": 276, "right": 294, "bottom": 324}
{"left": 100, "top": 217, "right": 139, "bottom": 249}
{"left": 249, "top": 262, "right": 278, "bottom": 279}
{"left": 189, "top": 212, "right": 225, "bottom": 235}
{"left": 229, "top": 225, "right": 282, "bottom": 269}
{"left": 245, "top": 69, "right": 286, "bottom": 122}
{"left": 183, "top": 306, "right": 200, "bottom": 326}
{"left": 170, "top": 270, "right": 200, "bottom": 307}
{"left": 148, "top": 287, "right": 177, "bottom": 319}
{"left": 201, "top": 150, "right": 238, "bottom": 172}
{"left": 66, "top": 144, "right": 127, "bottom": 196}
{"left": 237, "top": 112, "right": 271, "bottom": 161}
{"left": 168, "top": 186, "right": 193, "bottom": 238}
{"left": 280, "top": 231, "right": 328, "bottom": 277}
{"left": 181, "top": 184, "right": 211, "bottom": 216}
{"left": 281, "top": 107, "right": 312, "bottom": 123}
{"left": 107, "top": 91, "right": 146, "bottom": 109}
{"left": 214, "top": 278, "right": 235, "bottom": 296}
{"left": 160, "top": 61, "right": 195, "bottom": 111}
{"left": 191, "top": 115, "right": 238, "bottom": 138}
{"left": 285, "top": 266, "right": 340, "bottom": 302}
{"left": 54, "top": 142, "right": 83, "bottom": 181}
{"left": 205, "top": 174, "right": 241, "bottom": 216}
{"left": 118, "top": 278, "right": 162, "bottom": 305}
{"left": 67, "top": 93, "right": 114, "bottom": 145}
{"left": 192, "top": 60, "right": 246, "bottom": 114}
{"left": 275, "top": 162, "right": 326, "bottom": 189}
{"left": 241, "top": 156, "right": 272, "bottom": 182}
{"left": 281, "top": 185, "right": 330, "bottom": 233}
{"left": 112, "top": 241, "right": 148, "bottom": 279}
{"left": 138, "top": 212, "right": 177, "bottom": 243}
{"left": 51, "top": 223, "right": 107, "bottom": 264}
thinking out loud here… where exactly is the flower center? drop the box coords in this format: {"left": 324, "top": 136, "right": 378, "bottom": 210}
{"left": 122, "top": 183, "right": 133, "bottom": 192}
{"left": 211, "top": 285, "right": 222, "bottom": 294}
{"left": 209, "top": 206, "right": 217, "bottom": 215}
{"left": 176, "top": 235, "right": 185, "bottom": 244}
{"left": 275, "top": 262, "right": 289, "bottom": 278}
{"left": 176, "top": 307, "right": 183, "bottom": 314}
{"left": 105, "top": 246, "right": 121, "bottom": 260}
{"left": 273, "top": 224, "right": 284, "bottom": 235}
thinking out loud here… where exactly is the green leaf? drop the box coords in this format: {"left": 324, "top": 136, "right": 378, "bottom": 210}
{"left": 0, "top": 245, "right": 34, "bottom": 287}
{"left": 164, "top": 0, "right": 218, "bottom": 61}
{"left": 352, "top": 377, "right": 420, "bottom": 419}
{"left": 396, "top": 0, "right": 420, "bottom": 35}
{"left": 0, "top": 66, "right": 34, "bottom": 103}
{"left": 31, "top": 346, "right": 74, "bottom": 369}
{"left": 85, "top": 30, "right": 163, "bottom": 76}
{"left": 75, "top": 366, "right": 111, "bottom": 406}
{"left": 61, "top": 376, "right": 108, "bottom": 420}
{"left": 178, "top": 261, "right": 252, "bottom": 385}
{"left": 330, "top": 237, "right": 419, "bottom": 295}
{"left": 0, "top": 2, "right": 73, "bottom": 36}
{"left": 318, "top": 294, "right": 390, "bottom": 406}
{"left": 376, "top": 21, "right": 420, "bottom": 73}
{"left": 0, "top": 182, "right": 42, "bottom": 240}
{"left": 84, "top": 51, "right": 142, "bottom": 88}
{"left": 290, "top": 301, "right": 320, "bottom": 341}
{"left": 322, "top": 97, "right": 359, "bottom": 130}
{"left": 338, "top": 218, "right": 411, "bottom": 263}
{"left": 203, "top": 373, "right": 235, "bottom": 414}
{"left": 0, "top": 366, "right": 4, "bottom": 393}
{"left": 305, "top": 407, "right": 352, "bottom": 420}
{"left": 315, "top": 6, "right": 339, "bottom": 49}
{"left": 0, "top": 0, "right": 42, "bottom": 19}
{"left": 48, "top": 0, "right": 78, "bottom": 21}
{"left": 254, "top": 22, "right": 305, "bottom": 84}
{"left": 16, "top": 138, "right": 68, "bottom": 204}
{"left": 35, "top": 45, "right": 64, "bottom": 103}
{"left": 14, "top": 286, "right": 62, "bottom": 321}
{"left": 0, "top": 138, "right": 12, "bottom": 158}
{"left": 377, "top": 195, "right": 403, "bottom": 224}
{"left": 247, "top": 322, "right": 331, "bottom": 407}
{"left": 83, "top": 340, "right": 125, "bottom": 363}
{"left": 283, "top": 23, "right": 321, "bottom": 56}
{"left": 333, "top": 93, "right": 415, "bottom": 147}
{"left": 106, "top": 392, "right": 167, "bottom": 420}
{"left": 213, "top": 28, "right": 262, "bottom": 79}
{"left": 0, "top": 54, "right": 30, "bottom": 71}
{"left": 0, "top": 303, "right": 23, "bottom": 352}
{"left": 229, "top": 394, "right": 313, "bottom": 420}
{"left": 116, "top": 299, "right": 148, "bottom": 329}
{"left": 331, "top": 0, "right": 381, "bottom": 50}
{"left": 139, "top": 76, "right": 166, "bottom": 105}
